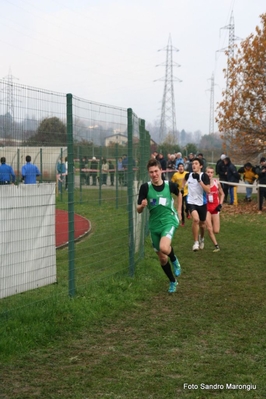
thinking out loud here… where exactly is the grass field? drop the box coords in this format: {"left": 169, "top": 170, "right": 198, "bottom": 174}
{"left": 0, "top": 194, "right": 265, "bottom": 398}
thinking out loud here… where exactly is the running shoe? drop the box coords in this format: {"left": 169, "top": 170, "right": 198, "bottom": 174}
{"left": 199, "top": 238, "right": 205, "bottom": 250}
{"left": 187, "top": 214, "right": 191, "bottom": 219}
{"left": 213, "top": 245, "right": 220, "bottom": 252}
{"left": 172, "top": 256, "right": 181, "bottom": 277}
{"left": 192, "top": 241, "right": 199, "bottom": 251}
{"left": 168, "top": 281, "right": 178, "bottom": 293}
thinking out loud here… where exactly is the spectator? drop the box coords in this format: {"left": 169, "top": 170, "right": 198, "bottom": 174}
{"left": 255, "top": 157, "right": 266, "bottom": 214}
{"left": 0, "top": 157, "right": 16, "bottom": 185}
{"left": 216, "top": 154, "right": 226, "bottom": 175}
{"left": 183, "top": 156, "right": 190, "bottom": 171}
{"left": 167, "top": 154, "right": 176, "bottom": 180}
{"left": 216, "top": 154, "right": 228, "bottom": 203}
{"left": 80, "top": 157, "right": 87, "bottom": 185}
{"left": 197, "top": 153, "right": 207, "bottom": 172}
{"left": 223, "top": 157, "right": 240, "bottom": 205}
{"left": 108, "top": 160, "right": 115, "bottom": 186}
{"left": 158, "top": 153, "right": 167, "bottom": 180}
{"left": 90, "top": 157, "right": 98, "bottom": 186}
{"left": 122, "top": 154, "right": 128, "bottom": 186}
{"left": 187, "top": 153, "right": 195, "bottom": 173}
{"left": 117, "top": 157, "right": 124, "bottom": 185}
{"left": 237, "top": 162, "right": 258, "bottom": 202}
{"left": 175, "top": 152, "right": 184, "bottom": 168}
{"left": 101, "top": 158, "right": 109, "bottom": 185}
{"left": 57, "top": 157, "right": 66, "bottom": 193}
{"left": 152, "top": 151, "right": 159, "bottom": 160}
{"left": 65, "top": 156, "right": 68, "bottom": 190}
{"left": 85, "top": 157, "right": 90, "bottom": 185}
{"left": 21, "top": 155, "right": 41, "bottom": 184}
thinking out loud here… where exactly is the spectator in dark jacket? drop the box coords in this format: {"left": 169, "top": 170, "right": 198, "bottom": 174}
{"left": 108, "top": 160, "right": 115, "bottom": 186}
{"left": 216, "top": 154, "right": 228, "bottom": 202}
{"left": 216, "top": 154, "right": 226, "bottom": 174}
{"left": 223, "top": 157, "right": 240, "bottom": 205}
{"left": 80, "top": 157, "right": 87, "bottom": 185}
{"left": 158, "top": 153, "right": 167, "bottom": 180}
{"left": 255, "top": 157, "right": 266, "bottom": 213}
{"left": 90, "top": 157, "right": 98, "bottom": 186}
{"left": 197, "top": 153, "right": 207, "bottom": 172}
{"left": 187, "top": 153, "right": 195, "bottom": 173}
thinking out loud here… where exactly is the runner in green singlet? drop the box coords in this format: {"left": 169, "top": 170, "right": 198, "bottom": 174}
{"left": 137, "top": 158, "right": 182, "bottom": 293}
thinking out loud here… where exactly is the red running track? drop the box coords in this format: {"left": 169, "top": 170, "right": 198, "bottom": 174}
{"left": 56, "top": 209, "right": 91, "bottom": 248}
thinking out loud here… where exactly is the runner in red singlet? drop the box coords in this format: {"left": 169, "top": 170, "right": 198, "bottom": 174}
{"left": 206, "top": 166, "right": 225, "bottom": 252}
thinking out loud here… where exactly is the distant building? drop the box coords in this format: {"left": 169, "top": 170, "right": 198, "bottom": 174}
{"left": 105, "top": 133, "right": 127, "bottom": 147}
{"left": 104, "top": 133, "right": 157, "bottom": 153}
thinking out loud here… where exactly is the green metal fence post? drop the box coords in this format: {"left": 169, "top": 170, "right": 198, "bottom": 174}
{"left": 139, "top": 119, "right": 146, "bottom": 259}
{"left": 139, "top": 119, "right": 146, "bottom": 182}
{"left": 115, "top": 142, "right": 118, "bottom": 209}
{"left": 98, "top": 146, "right": 102, "bottom": 206}
{"left": 59, "top": 148, "right": 63, "bottom": 201}
{"left": 144, "top": 129, "right": 151, "bottom": 236}
{"left": 78, "top": 146, "right": 83, "bottom": 204}
{"left": 16, "top": 148, "right": 20, "bottom": 185}
{"left": 40, "top": 148, "right": 43, "bottom": 183}
{"left": 67, "top": 93, "right": 75, "bottom": 297}
{"left": 127, "top": 108, "right": 135, "bottom": 277}
{"left": 145, "top": 130, "right": 151, "bottom": 166}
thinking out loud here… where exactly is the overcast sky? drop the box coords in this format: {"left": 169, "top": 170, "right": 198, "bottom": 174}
{"left": 0, "top": 0, "right": 265, "bottom": 134}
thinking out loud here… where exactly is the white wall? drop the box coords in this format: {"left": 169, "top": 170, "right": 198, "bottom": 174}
{"left": 0, "top": 183, "right": 56, "bottom": 299}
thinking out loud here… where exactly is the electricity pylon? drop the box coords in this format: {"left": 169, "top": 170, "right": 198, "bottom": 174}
{"left": 2, "top": 67, "right": 19, "bottom": 117}
{"left": 208, "top": 72, "right": 215, "bottom": 135}
{"left": 155, "top": 34, "right": 181, "bottom": 143}
{"left": 216, "top": 10, "right": 241, "bottom": 152}
{"left": 219, "top": 10, "right": 240, "bottom": 90}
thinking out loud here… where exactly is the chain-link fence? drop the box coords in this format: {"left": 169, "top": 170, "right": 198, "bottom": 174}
{"left": 0, "top": 80, "right": 150, "bottom": 313}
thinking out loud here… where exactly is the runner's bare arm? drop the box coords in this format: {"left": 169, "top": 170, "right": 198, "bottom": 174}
{"left": 137, "top": 199, "right": 148, "bottom": 213}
